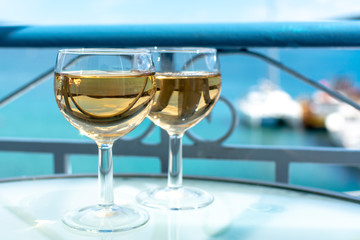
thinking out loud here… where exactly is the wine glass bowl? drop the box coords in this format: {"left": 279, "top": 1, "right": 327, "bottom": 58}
{"left": 55, "top": 49, "right": 155, "bottom": 144}
{"left": 137, "top": 47, "right": 222, "bottom": 210}
{"left": 54, "top": 48, "right": 155, "bottom": 232}
{"left": 149, "top": 72, "right": 221, "bottom": 134}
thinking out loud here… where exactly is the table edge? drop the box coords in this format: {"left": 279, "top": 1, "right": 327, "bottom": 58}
{"left": 0, "top": 173, "right": 359, "bottom": 204}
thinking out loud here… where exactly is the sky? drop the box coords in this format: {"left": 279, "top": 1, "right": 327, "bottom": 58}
{"left": 1, "top": 0, "right": 360, "bottom": 25}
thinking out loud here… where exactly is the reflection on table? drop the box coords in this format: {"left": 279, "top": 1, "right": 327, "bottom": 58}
{"left": 0, "top": 175, "right": 359, "bottom": 239}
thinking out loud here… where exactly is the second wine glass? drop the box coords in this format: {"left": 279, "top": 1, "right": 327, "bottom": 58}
{"left": 137, "top": 47, "right": 222, "bottom": 210}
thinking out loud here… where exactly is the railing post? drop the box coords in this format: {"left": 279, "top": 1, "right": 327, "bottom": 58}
{"left": 275, "top": 161, "right": 289, "bottom": 184}
{"left": 159, "top": 130, "right": 170, "bottom": 174}
{"left": 54, "top": 152, "right": 71, "bottom": 174}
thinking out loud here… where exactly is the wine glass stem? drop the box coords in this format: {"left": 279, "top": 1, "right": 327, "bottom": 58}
{"left": 98, "top": 143, "right": 114, "bottom": 206}
{"left": 167, "top": 134, "right": 183, "bottom": 189}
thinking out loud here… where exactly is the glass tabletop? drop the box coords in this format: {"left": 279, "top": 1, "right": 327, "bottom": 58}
{"left": 0, "top": 175, "right": 359, "bottom": 239}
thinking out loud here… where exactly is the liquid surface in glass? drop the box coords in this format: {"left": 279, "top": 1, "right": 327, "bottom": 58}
{"left": 149, "top": 71, "right": 221, "bottom": 134}
{"left": 55, "top": 70, "right": 156, "bottom": 143}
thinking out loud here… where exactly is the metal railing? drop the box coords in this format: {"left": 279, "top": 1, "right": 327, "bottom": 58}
{"left": 1, "top": 22, "right": 360, "bottom": 185}
{"left": 2, "top": 22, "right": 360, "bottom": 48}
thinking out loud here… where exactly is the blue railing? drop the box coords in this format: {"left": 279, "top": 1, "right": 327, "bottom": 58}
{"left": 1, "top": 22, "right": 360, "bottom": 192}
{"left": 2, "top": 22, "right": 360, "bottom": 48}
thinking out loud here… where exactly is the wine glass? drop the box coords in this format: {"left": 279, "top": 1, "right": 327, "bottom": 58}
{"left": 54, "top": 48, "right": 156, "bottom": 233}
{"left": 137, "top": 47, "right": 222, "bottom": 210}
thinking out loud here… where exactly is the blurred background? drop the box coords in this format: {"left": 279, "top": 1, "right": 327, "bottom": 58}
{"left": 1, "top": 0, "right": 360, "bottom": 24}
{"left": 1, "top": 0, "right": 360, "bottom": 192}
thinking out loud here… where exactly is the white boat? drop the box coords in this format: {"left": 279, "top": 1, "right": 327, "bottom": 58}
{"left": 325, "top": 104, "right": 360, "bottom": 149}
{"left": 300, "top": 79, "right": 341, "bottom": 129}
{"left": 301, "top": 77, "right": 359, "bottom": 129}
{"left": 238, "top": 79, "right": 302, "bottom": 128}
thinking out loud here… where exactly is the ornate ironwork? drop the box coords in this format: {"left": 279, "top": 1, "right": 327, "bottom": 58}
{"left": 185, "top": 96, "right": 238, "bottom": 144}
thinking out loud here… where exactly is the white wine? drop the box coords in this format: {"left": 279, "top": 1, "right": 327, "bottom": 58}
{"left": 55, "top": 70, "right": 156, "bottom": 143}
{"left": 149, "top": 72, "right": 221, "bottom": 134}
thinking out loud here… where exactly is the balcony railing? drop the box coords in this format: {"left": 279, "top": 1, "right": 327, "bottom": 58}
{"left": 1, "top": 22, "right": 360, "bottom": 190}
{"left": 2, "top": 22, "right": 360, "bottom": 48}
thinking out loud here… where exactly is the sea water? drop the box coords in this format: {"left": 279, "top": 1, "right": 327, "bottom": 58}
{"left": 1, "top": 48, "right": 360, "bottom": 192}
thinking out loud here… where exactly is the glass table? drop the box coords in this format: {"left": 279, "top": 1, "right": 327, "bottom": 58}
{"left": 0, "top": 174, "right": 359, "bottom": 239}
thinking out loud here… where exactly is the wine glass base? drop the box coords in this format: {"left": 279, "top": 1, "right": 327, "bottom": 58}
{"left": 62, "top": 204, "right": 149, "bottom": 233}
{"left": 137, "top": 186, "right": 214, "bottom": 211}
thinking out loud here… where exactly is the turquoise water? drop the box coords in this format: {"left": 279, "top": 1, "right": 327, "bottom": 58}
{"left": 1, "top": 48, "right": 360, "bottom": 192}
